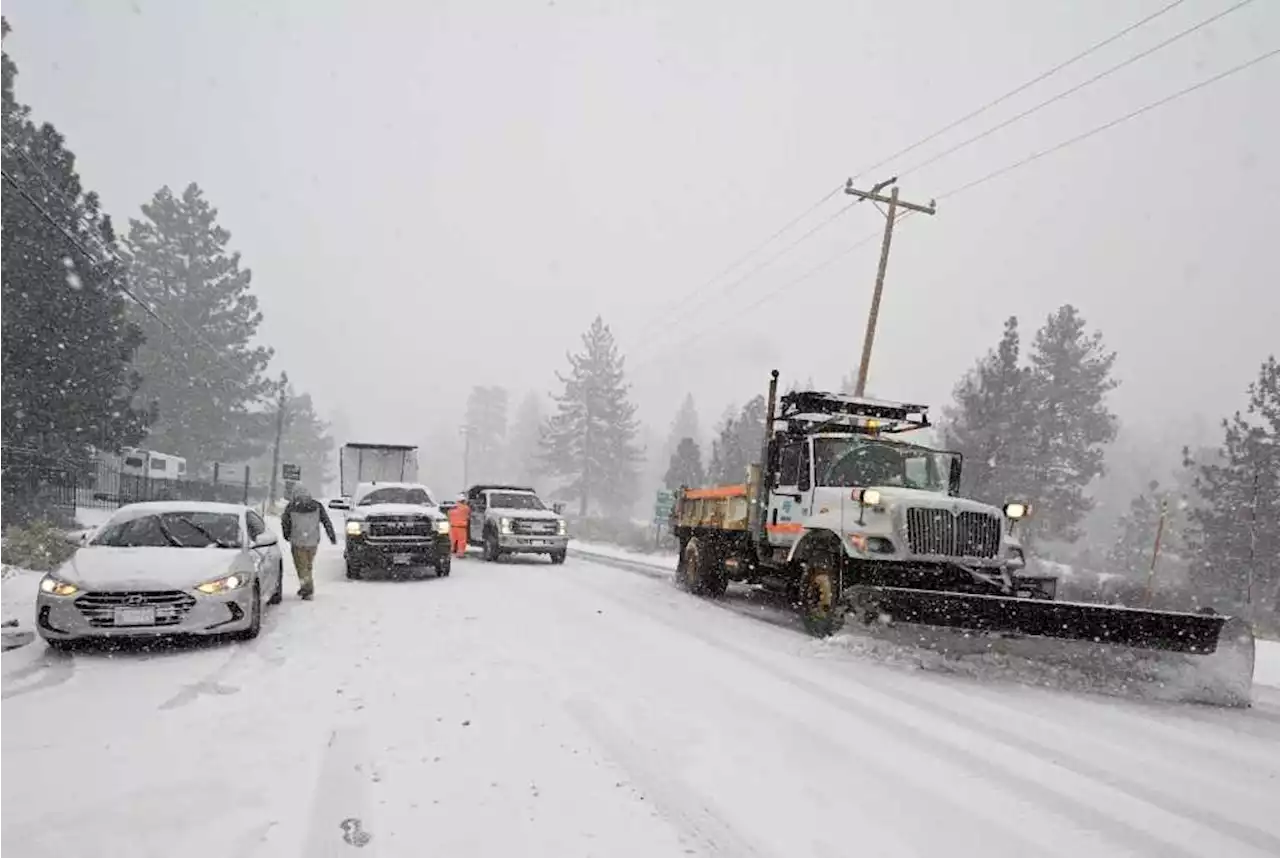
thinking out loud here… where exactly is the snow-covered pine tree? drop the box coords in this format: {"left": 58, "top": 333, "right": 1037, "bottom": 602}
{"left": 664, "top": 437, "right": 705, "bottom": 491}
{"left": 125, "top": 183, "right": 274, "bottom": 472}
{"left": 250, "top": 388, "right": 334, "bottom": 493}
{"left": 539, "top": 317, "right": 641, "bottom": 516}
{"left": 1185, "top": 356, "right": 1280, "bottom": 616}
{"left": 1022, "top": 305, "right": 1119, "bottom": 545}
{"left": 507, "top": 392, "right": 544, "bottom": 486}
{"left": 941, "top": 316, "right": 1035, "bottom": 506}
{"left": 664, "top": 394, "right": 700, "bottom": 463}
{"left": 464, "top": 385, "right": 509, "bottom": 483}
{"left": 2, "top": 22, "right": 150, "bottom": 520}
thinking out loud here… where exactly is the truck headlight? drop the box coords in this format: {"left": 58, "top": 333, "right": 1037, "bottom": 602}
{"left": 1003, "top": 502, "right": 1028, "bottom": 520}
{"left": 853, "top": 488, "right": 882, "bottom": 507}
{"left": 39, "top": 575, "right": 80, "bottom": 597}
{"left": 196, "top": 573, "right": 247, "bottom": 594}
{"left": 346, "top": 520, "right": 364, "bottom": 536}
{"left": 500, "top": 517, "right": 513, "bottom": 535}
{"left": 434, "top": 519, "right": 450, "bottom": 535}
{"left": 557, "top": 520, "right": 567, "bottom": 536}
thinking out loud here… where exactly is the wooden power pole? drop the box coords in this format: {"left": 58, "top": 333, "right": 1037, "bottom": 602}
{"left": 844, "top": 178, "right": 936, "bottom": 397}
{"left": 267, "top": 372, "right": 290, "bottom": 513}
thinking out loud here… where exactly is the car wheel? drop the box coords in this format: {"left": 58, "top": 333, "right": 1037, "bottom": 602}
{"left": 484, "top": 531, "right": 500, "bottom": 563}
{"left": 236, "top": 582, "right": 263, "bottom": 641}
{"left": 267, "top": 560, "right": 283, "bottom": 605}
{"left": 550, "top": 551, "right": 566, "bottom": 565}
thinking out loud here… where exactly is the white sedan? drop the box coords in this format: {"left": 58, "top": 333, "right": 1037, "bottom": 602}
{"left": 35, "top": 502, "right": 285, "bottom": 648}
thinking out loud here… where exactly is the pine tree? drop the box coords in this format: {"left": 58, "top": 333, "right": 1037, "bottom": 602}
{"left": 664, "top": 437, "right": 705, "bottom": 491}
{"left": 1185, "top": 356, "right": 1280, "bottom": 615}
{"left": 2, "top": 20, "right": 149, "bottom": 520}
{"left": 464, "top": 386, "right": 509, "bottom": 483}
{"left": 507, "top": 392, "right": 544, "bottom": 486}
{"left": 539, "top": 317, "right": 641, "bottom": 516}
{"left": 664, "top": 394, "right": 700, "bottom": 460}
{"left": 251, "top": 388, "right": 334, "bottom": 493}
{"left": 707, "top": 396, "right": 767, "bottom": 483}
{"left": 125, "top": 184, "right": 273, "bottom": 472}
{"left": 1022, "top": 305, "right": 1119, "bottom": 545}
{"left": 941, "top": 316, "right": 1035, "bottom": 505}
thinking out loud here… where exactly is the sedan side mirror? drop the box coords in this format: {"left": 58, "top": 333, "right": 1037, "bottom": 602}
{"left": 64, "top": 530, "right": 90, "bottom": 546}
{"left": 329, "top": 498, "right": 351, "bottom": 510}
{"left": 253, "top": 532, "right": 279, "bottom": 548}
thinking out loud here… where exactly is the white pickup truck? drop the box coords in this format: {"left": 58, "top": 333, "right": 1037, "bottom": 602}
{"left": 465, "top": 484, "right": 569, "bottom": 564}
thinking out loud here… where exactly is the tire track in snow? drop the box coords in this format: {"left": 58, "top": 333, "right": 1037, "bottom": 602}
{"left": 555, "top": 558, "right": 1270, "bottom": 858}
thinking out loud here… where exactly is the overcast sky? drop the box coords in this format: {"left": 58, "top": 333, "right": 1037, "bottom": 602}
{"left": 6, "top": 0, "right": 1277, "bottom": 451}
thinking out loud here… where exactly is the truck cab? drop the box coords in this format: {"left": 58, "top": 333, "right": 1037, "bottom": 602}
{"left": 337, "top": 481, "right": 452, "bottom": 579}
{"left": 465, "top": 485, "right": 569, "bottom": 564}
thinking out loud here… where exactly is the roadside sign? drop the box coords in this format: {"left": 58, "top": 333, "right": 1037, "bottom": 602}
{"left": 282, "top": 463, "right": 302, "bottom": 482}
{"left": 654, "top": 489, "right": 675, "bottom": 521}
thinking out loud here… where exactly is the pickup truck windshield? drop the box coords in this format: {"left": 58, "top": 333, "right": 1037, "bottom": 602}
{"left": 814, "top": 437, "right": 954, "bottom": 493}
{"left": 358, "top": 487, "right": 433, "bottom": 506}
{"left": 489, "top": 492, "right": 545, "bottom": 510}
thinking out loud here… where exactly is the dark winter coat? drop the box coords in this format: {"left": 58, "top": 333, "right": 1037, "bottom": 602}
{"left": 282, "top": 496, "right": 336, "bottom": 547}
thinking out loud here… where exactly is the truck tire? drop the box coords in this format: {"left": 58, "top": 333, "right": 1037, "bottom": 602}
{"left": 346, "top": 561, "right": 363, "bottom": 580}
{"left": 550, "top": 550, "right": 567, "bottom": 565}
{"left": 483, "top": 531, "right": 500, "bottom": 562}
{"left": 435, "top": 556, "right": 452, "bottom": 577}
{"left": 800, "top": 551, "right": 847, "bottom": 637}
{"left": 679, "top": 537, "right": 726, "bottom": 598}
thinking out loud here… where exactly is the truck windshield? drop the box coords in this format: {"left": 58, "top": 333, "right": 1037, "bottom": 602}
{"left": 813, "top": 437, "right": 955, "bottom": 493}
{"left": 489, "top": 492, "right": 545, "bottom": 510}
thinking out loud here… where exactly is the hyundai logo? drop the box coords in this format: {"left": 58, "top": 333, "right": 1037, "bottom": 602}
{"left": 124, "top": 594, "right": 145, "bottom": 606}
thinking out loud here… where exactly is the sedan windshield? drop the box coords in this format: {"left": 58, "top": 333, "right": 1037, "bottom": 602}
{"left": 814, "top": 438, "right": 956, "bottom": 493}
{"left": 489, "top": 492, "right": 545, "bottom": 510}
{"left": 358, "top": 487, "right": 433, "bottom": 506}
{"left": 91, "top": 512, "right": 242, "bottom": 548}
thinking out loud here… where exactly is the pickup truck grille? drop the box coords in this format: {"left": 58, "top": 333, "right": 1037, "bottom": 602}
{"left": 368, "top": 516, "right": 434, "bottom": 539}
{"left": 75, "top": 590, "right": 196, "bottom": 627}
{"left": 905, "top": 508, "right": 1001, "bottom": 559}
{"left": 512, "top": 519, "right": 559, "bottom": 536}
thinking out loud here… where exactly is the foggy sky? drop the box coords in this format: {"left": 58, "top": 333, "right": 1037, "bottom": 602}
{"left": 6, "top": 0, "right": 1278, "bottom": 452}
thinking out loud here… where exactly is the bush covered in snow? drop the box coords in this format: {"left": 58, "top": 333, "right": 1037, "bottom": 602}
{"left": 1, "top": 520, "right": 78, "bottom": 571}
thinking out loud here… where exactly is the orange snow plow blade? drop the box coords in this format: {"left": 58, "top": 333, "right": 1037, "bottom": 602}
{"left": 842, "top": 586, "right": 1256, "bottom": 708}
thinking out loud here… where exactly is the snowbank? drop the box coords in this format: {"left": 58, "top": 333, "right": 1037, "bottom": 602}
{"left": 1255, "top": 640, "right": 1280, "bottom": 689}
{"left": 570, "top": 540, "right": 677, "bottom": 568}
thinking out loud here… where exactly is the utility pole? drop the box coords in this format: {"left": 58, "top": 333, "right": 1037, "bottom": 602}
{"left": 1145, "top": 497, "right": 1169, "bottom": 607}
{"left": 459, "top": 424, "right": 472, "bottom": 488}
{"left": 844, "top": 177, "right": 936, "bottom": 397}
{"left": 267, "top": 372, "right": 289, "bottom": 514}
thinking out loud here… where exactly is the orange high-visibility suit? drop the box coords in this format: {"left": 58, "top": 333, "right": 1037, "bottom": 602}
{"left": 448, "top": 501, "right": 470, "bottom": 556}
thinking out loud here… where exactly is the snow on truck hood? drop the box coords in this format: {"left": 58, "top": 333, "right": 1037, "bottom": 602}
{"left": 57, "top": 546, "right": 245, "bottom": 591}
{"left": 348, "top": 502, "right": 443, "bottom": 519}
{"left": 490, "top": 507, "right": 561, "bottom": 520}
{"left": 833, "top": 486, "right": 1001, "bottom": 513}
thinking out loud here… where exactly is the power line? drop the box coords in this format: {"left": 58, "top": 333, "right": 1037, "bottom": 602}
{"left": 846, "top": 0, "right": 1193, "bottom": 183}
{"left": 627, "top": 183, "right": 845, "bottom": 340}
{"left": 631, "top": 199, "right": 862, "bottom": 354}
{"left": 894, "top": 0, "right": 1259, "bottom": 182}
{"left": 937, "top": 45, "right": 1279, "bottom": 201}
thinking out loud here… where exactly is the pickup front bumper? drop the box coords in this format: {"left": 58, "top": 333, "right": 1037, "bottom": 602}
{"left": 498, "top": 534, "right": 569, "bottom": 555}
{"left": 346, "top": 535, "right": 450, "bottom": 568}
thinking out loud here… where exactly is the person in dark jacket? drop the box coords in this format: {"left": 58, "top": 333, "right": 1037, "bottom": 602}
{"left": 281, "top": 486, "right": 336, "bottom": 600}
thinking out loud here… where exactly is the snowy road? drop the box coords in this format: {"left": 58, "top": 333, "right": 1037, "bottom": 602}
{"left": 5, "top": 539, "right": 1280, "bottom": 858}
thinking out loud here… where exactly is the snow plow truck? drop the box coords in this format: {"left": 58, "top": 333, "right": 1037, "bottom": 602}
{"left": 671, "top": 371, "right": 1256, "bottom": 707}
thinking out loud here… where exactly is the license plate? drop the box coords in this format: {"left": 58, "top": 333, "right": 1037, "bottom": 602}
{"left": 113, "top": 606, "right": 156, "bottom": 626}
{"left": 391, "top": 553, "right": 413, "bottom": 565}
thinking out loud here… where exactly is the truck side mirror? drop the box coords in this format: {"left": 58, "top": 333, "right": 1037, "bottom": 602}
{"left": 798, "top": 469, "right": 811, "bottom": 492}
{"left": 949, "top": 459, "right": 962, "bottom": 495}
{"left": 552, "top": 502, "right": 565, "bottom": 515}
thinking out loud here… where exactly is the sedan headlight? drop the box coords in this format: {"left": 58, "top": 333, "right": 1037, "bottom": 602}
{"left": 39, "top": 575, "right": 80, "bottom": 597}
{"left": 557, "top": 519, "right": 567, "bottom": 536}
{"left": 434, "top": 519, "right": 450, "bottom": 535}
{"left": 500, "top": 517, "right": 513, "bottom": 535}
{"left": 196, "top": 573, "right": 248, "bottom": 595}
{"left": 346, "top": 520, "right": 365, "bottom": 536}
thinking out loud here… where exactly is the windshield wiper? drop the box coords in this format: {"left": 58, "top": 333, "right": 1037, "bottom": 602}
{"left": 170, "top": 516, "right": 239, "bottom": 549}
{"left": 152, "top": 518, "right": 186, "bottom": 547}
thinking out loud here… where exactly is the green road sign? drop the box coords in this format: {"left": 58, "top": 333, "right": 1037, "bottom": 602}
{"left": 281, "top": 463, "right": 302, "bottom": 482}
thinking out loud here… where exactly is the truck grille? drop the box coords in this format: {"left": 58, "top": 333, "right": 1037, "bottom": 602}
{"left": 75, "top": 590, "right": 196, "bottom": 627}
{"left": 905, "top": 508, "right": 1001, "bottom": 559}
{"left": 512, "top": 519, "right": 559, "bottom": 536}
{"left": 368, "top": 516, "right": 434, "bottom": 539}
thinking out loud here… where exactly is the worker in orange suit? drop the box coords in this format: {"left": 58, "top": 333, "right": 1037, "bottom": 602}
{"left": 448, "top": 494, "right": 470, "bottom": 557}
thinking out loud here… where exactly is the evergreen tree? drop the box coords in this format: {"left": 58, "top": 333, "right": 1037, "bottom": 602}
{"left": 125, "top": 183, "right": 273, "bottom": 471}
{"left": 1106, "top": 480, "right": 1182, "bottom": 579}
{"left": 2, "top": 20, "right": 149, "bottom": 520}
{"left": 507, "top": 392, "right": 544, "bottom": 486}
{"left": 941, "top": 317, "right": 1035, "bottom": 505}
{"left": 664, "top": 437, "right": 705, "bottom": 491}
{"left": 464, "top": 385, "right": 509, "bottom": 483}
{"left": 664, "top": 394, "right": 700, "bottom": 460}
{"left": 707, "top": 396, "right": 767, "bottom": 483}
{"left": 1022, "top": 305, "right": 1119, "bottom": 545}
{"left": 539, "top": 316, "right": 641, "bottom": 515}
{"left": 1185, "top": 356, "right": 1280, "bottom": 615}
{"left": 251, "top": 388, "right": 334, "bottom": 493}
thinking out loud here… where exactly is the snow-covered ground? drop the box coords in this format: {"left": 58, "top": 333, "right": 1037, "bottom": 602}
{"left": 5, "top": 536, "right": 1280, "bottom": 857}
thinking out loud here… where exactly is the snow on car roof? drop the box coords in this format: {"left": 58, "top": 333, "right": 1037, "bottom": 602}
{"left": 106, "top": 501, "right": 248, "bottom": 521}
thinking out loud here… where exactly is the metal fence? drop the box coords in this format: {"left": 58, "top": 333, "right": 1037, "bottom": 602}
{"left": 1, "top": 447, "right": 270, "bottom": 525}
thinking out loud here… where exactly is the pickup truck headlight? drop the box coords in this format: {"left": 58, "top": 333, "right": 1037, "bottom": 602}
{"left": 500, "top": 517, "right": 513, "bottom": 535}
{"left": 346, "top": 520, "right": 364, "bottom": 536}
{"left": 557, "top": 519, "right": 567, "bottom": 536}
{"left": 434, "top": 519, "right": 450, "bottom": 535}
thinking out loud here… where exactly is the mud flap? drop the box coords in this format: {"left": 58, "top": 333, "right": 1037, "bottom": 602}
{"left": 841, "top": 585, "right": 1256, "bottom": 707}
